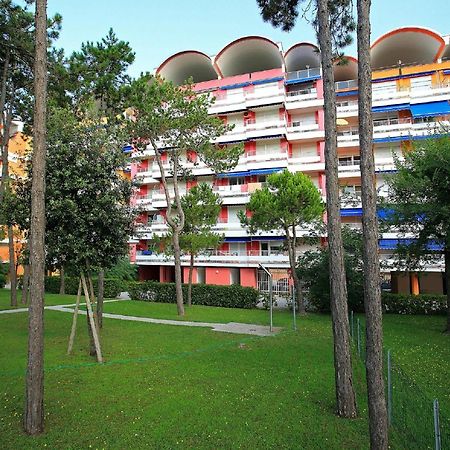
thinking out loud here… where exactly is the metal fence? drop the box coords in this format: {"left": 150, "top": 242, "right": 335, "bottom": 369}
{"left": 349, "top": 312, "right": 450, "bottom": 450}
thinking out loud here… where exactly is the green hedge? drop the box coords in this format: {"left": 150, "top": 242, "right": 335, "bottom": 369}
{"left": 45, "top": 276, "right": 122, "bottom": 299}
{"left": 128, "top": 281, "right": 259, "bottom": 309}
{"left": 382, "top": 293, "right": 447, "bottom": 315}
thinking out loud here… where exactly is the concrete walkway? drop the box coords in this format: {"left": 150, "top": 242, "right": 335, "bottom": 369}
{"left": 0, "top": 300, "right": 282, "bottom": 337}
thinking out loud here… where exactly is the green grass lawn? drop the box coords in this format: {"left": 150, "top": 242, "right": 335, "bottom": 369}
{"left": 0, "top": 292, "right": 448, "bottom": 449}
{"left": 0, "top": 288, "right": 80, "bottom": 310}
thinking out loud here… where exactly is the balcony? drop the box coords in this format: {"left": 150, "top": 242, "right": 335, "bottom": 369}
{"left": 244, "top": 118, "right": 286, "bottom": 139}
{"left": 135, "top": 249, "right": 290, "bottom": 267}
{"left": 286, "top": 67, "right": 321, "bottom": 83}
{"left": 336, "top": 100, "right": 358, "bottom": 117}
{"left": 335, "top": 79, "right": 358, "bottom": 91}
{"left": 286, "top": 121, "right": 323, "bottom": 142}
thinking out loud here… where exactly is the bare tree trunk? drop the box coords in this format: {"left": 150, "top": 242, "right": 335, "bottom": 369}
{"left": 24, "top": 0, "right": 47, "bottom": 435}
{"left": 59, "top": 265, "right": 65, "bottom": 295}
{"left": 317, "top": 0, "right": 357, "bottom": 418}
{"left": 97, "top": 268, "right": 104, "bottom": 328}
{"left": 21, "top": 264, "right": 30, "bottom": 304}
{"left": 444, "top": 247, "right": 449, "bottom": 333}
{"left": 81, "top": 273, "right": 103, "bottom": 363}
{"left": 188, "top": 253, "right": 194, "bottom": 307}
{"left": 0, "top": 110, "right": 12, "bottom": 204}
{"left": 0, "top": 50, "right": 10, "bottom": 201}
{"left": 8, "top": 225, "right": 17, "bottom": 307}
{"left": 0, "top": 49, "right": 10, "bottom": 127}
{"left": 151, "top": 144, "right": 185, "bottom": 316}
{"left": 357, "top": 1, "right": 389, "bottom": 447}
{"left": 172, "top": 230, "right": 185, "bottom": 316}
{"left": 286, "top": 229, "right": 304, "bottom": 313}
{"left": 67, "top": 279, "right": 82, "bottom": 355}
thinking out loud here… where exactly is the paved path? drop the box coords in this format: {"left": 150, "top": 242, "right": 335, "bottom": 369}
{"left": 0, "top": 301, "right": 282, "bottom": 337}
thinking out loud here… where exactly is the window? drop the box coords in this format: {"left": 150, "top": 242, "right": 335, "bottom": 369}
{"left": 339, "top": 155, "right": 360, "bottom": 166}
{"left": 341, "top": 185, "right": 362, "bottom": 196}
{"left": 229, "top": 176, "right": 246, "bottom": 186}
{"left": 258, "top": 175, "right": 267, "bottom": 183}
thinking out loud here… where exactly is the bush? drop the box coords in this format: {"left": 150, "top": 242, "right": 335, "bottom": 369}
{"left": 382, "top": 293, "right": 447, "bottom": 315}
{"left": 45, "top": 276, "right": 122, "bottom": 299}
{"left": 128, "top": 281, "right": 259, "bottom": 309}
{"left": 297, "top": 227, "right": 365, "bottom": 313}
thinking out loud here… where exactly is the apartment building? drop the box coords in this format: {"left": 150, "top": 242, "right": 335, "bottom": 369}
{"left": 129, "top": 27, "right": 450, "bottom": 295}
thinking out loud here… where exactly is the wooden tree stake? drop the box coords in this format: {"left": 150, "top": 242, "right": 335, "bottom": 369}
{"left": 67, "top": 278, "right": 82, "bottom": 355}
{"left": 81, "top": 273, "right": 103, "bottom": 363}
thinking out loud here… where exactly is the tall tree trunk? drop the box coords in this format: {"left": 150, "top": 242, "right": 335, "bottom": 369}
{"left": 286, "top": 229, "right": 304, "bottom": 313}
{"left": 59, "top": 265, "right": 65, "bottom": 295}
{"left": 21, "top": 264, "right": 30, "bottom": 304}
{"left": 357, "top": 1, "right": 389, "bottom": 447}
{"left": 445, "top": 247, "right": 449, "bottom": 333}
{"left": 188, "top": 253, "right": 194, "bottom": 307}
{"left": 172, "top": 230, "right": 185, "bottom": 316}
{"left": 317, "top": 0, "right": 357, "bottom": 418}
{"left": 8, "top": 225, "right": 17, "bottom": 307}
{"left": 0, "top": 50, "right": 10, "bottom": 192}
{"left": 0, "top": 110, "right": 12, "bottom": 204}
{"left": 151, "top": 142, "right": 185, "bottom": 316}
{"left": 0, "top": 49, "right": 10, "bottom": 126}
{"left": 24, "top": 0, "right": 47, "bottom": 435}
{"left": 97, "top": 268, "right": 104, "bottom": 328}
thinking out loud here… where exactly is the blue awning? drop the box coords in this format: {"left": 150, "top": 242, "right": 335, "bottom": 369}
{"left": 224, "top": 236, "right": 285, "bottom": 242}
{"left": 336, "top": 90, "right": 358, "bottom": 97}
{"left": 222, "top": 82, "right": 251, "bottom": 90}
{"left": 123, "top": 145, "right": 133, "bottom": 153}
{"left": 372, "top": 103, "right": 410, "bottom": 113}
{"left": 217, "top": 170, "right": 250, "bottom": 178}
{"left": 340, "top": 208, "right": 362, "bottom": 217}
{"left": 285, "top": 75, "right": 321, "bottom": 85}
{"left": 217, "top": 167, "right": 284, "bottom": 178}
{"left": 379, "top": 239, "right": 443, "bottom": 251}
{"left": 248, "top": 167, "right": 284, "bottom": 176}
{"left": 410, "top": 101, "right": 450, "bottom": 118}
{"left": 252, "top": 76, "right": 284, "bottom": 85}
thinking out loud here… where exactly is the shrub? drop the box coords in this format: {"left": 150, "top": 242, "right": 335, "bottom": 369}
{"left": 297, "top": 227, "right": 365, "bottom": 313}
{"left": 45, "top": 276, "right": 122, "bottom": 298}
{"left": 382, "top": 293, "right": 447, "bottom": 315}
{"left": 128, "top": 281, "right": 259, "bottom": 309}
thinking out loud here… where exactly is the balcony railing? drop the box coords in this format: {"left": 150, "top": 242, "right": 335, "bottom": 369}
{"left": 286, "top": 67, "right": 321, "bottom": 81}
{"left": 335, "top": 79, "right": 358, "bottom": 91}
{"left": 290, "top": 121, "right": 319, "bottom": 131}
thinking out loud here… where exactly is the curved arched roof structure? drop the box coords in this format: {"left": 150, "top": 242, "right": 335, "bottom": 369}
{"left": 214, "top": 36, "right": 283, "bottom": 78}
{"left": 284, "top": 42, "right": 320, "bottom": 72}
{"left": 157, "top": 50, "right": 218, "bottom": 86}
{"left": 334, "top": 56, "right": 358, "bottom": 82}
{"left": 371, "top": 27, "right": 445, "bottom": 69}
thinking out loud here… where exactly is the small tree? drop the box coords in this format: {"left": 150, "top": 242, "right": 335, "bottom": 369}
{"left": 382, "top": 134, "right": 450, "bottom": 333}
{"left": 239, "top": 170, "right": 323, "bottom": 313}
{"left": 178, "top": 183, "right": 222, "bottom": 306}
{"left": 298, "top": 226, "right": 364, "bottom": 313}
{"left": 129, "top": 75, "right": 242, "bottom": 316}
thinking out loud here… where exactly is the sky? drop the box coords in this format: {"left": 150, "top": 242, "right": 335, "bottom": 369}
{"left": 45, "top": 0, "right": 450, "bottom": 78}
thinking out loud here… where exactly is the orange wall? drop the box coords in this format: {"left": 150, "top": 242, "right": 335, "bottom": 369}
{"left": 183, "top": 267, "right": 197, "bottom": 284}
{"left": 240, "top": 268, "right": 257, "bottom": 288}
{"left": 205, "top": 267, "right": 230, "bottom": 285}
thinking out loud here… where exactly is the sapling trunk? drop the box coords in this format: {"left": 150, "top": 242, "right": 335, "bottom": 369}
{"left": 8, "top": 225, "right": 17, "bottom": 307}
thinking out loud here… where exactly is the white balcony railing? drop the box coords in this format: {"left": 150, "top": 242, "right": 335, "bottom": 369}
{"left": 286, "top": 67, "right": 321, "bottom": 81}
